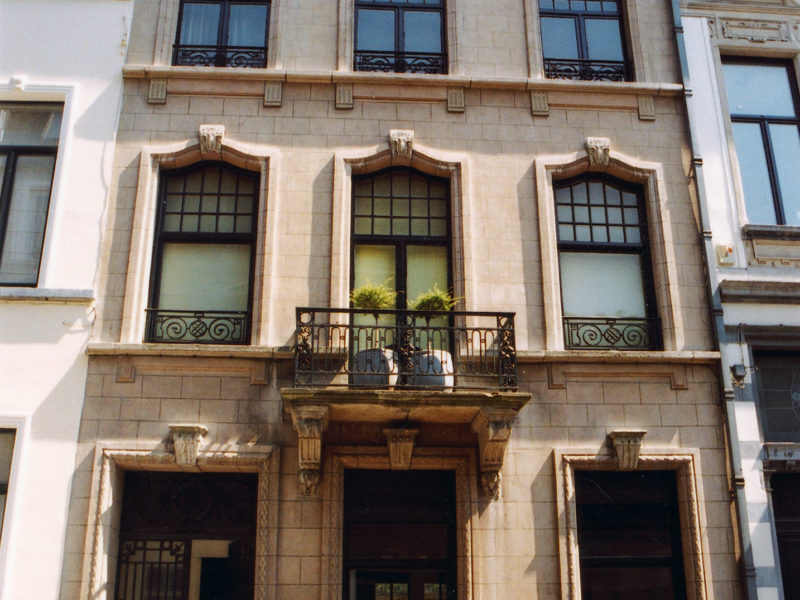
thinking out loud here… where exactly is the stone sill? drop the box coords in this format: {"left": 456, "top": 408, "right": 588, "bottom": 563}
{"left": 0, "top": 288, "right": 94, "bottom": 304}
{"left": 87, "top": 342, "right": 293, "bottom": 359}
{"left": 517, "top": 350, "right": 719, "bottom": 364}
{"left": 741, "top": 224, "right": 800, "bottom": 241}
{"left": 122, "top": 64, "right": 683, "bottom": 96}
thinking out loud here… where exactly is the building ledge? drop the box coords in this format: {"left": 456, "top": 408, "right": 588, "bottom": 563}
{"left": 0, "top": 287, "right": 93, "bottom": 304}
{"left": 86, "top": 342, "right": 293, "bottom": 359}
{"left": 517, "top": 350, "right": 719, "bottom": 364}
{"left": 719, "top": 280, "right": 800, "bottom": 304}
{"left": 741, "top": 224, "right": 800, "bottom": 241}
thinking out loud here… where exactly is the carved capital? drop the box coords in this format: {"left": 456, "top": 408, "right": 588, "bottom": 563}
{"left": 288, "top": 406, "right": 329, "bottom": 496}
{"left": 472, "top": 408, "right": 517, "bottom": 499}
{"left": 199, "top": 124, "right": 225, "bottom": 156}
{"left": 168, "top": 424, "right": 208, "bottom": 466}
{"left": 586, "top": 137, "right": 611, "bottom": 167}
{"left": 389, "top": 130, "right": 414, "bottom": 159}
{"left": 609, "top": 429, "right": 647, "bottom": 470}
{"left": 384, "top": 428, "right": 419, "bottom": 470}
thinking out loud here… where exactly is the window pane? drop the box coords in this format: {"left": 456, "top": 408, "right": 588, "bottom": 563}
{"left": 354, "top": 244, "right": 396, "bottom": 290}
{"left": 0, "top": 105, "right": 61, "bottom": 146}
{"left": 158, "top": 243, "right": 250, "bottom": 311}
{"left": 180, "top": 3, "right": 221, "bottom": 45}
{"left": 541, "top": 17, "right": 579, "bottom": 60}
{"left": 731, "top": 121, "right": 777, "bottom": 224}
{"left": 404, "top": 11, "right": 442, "bottom": 53}
{"left": 0, "top": 155, "right": 56, "bottom": 285}
{"left": 228, "top": 4, "right": 267, "bottom": 47}
{"left": 723, "top": 63, "right": 797, "bottom": 117}
{"left": 407, "top": 245, "right": 448, "bottom": 304}
{"left": 755, "top": 353, "right": 800, "bottom": 442}
{"left": 357, "top": 9, "right": 395, "bottom": 51}
{"left": 559, "top": 252, "right": 646, "bottom": 318}
{"left": 769, "top": 124, "right": 800, "bottom": 225}
{"left": 585, "top": 18, "right": 623, "bottom": 61}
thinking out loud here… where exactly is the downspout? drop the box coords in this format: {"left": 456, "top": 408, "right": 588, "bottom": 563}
{"left": 668, "top": 2, "right": 758, "bottom": 598}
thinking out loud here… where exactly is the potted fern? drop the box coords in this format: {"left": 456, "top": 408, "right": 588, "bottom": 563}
{"left": 408, "top": 286, "right": 458, "bottom": 388}
{"left": 350, "top": 282, "right": 398, "bottom": 387}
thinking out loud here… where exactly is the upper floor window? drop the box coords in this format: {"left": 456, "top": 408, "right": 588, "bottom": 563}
{"left": 754, "top": 352, "right": 800, "bottom": 443}
{"left": 555, "top": 176, "right": 660, "bottom": 350}
{"left": 539, "top": 0, "right": 630, "bottom": 81}
{"left": 354, "top": 0, "right": 446, "bottom": 74}
{"left": 723, "top": 60, "right": 800, "bottom": 226}
{"left": 173, "top": 0, "right": 269, "bottom": 68}
{"left": 146, "top": 163, "right": 257, "bottom": 344}
{"left": 0, "top": 103, "right": 61, "bottom": 286}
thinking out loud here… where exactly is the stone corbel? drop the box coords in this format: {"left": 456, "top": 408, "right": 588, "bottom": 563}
{"left": 288, "top": 406, "right": 329, "bottom": 496}
{"left": 609, "top": 429, "right": 647, "bottom": 470}
{"left": 471, "top": 408, "right": 517, "bottom": 499}
{"left": 384, "top": 427, "right": 419, "bottom": 470}
{"left": 169, "top": 424, "right": 209, "bottom": 466}
{"left": 199, "top": 124, "right": 225, "bottom": 159}
{"left": 389, "top": 130, "right": 414, "bottom": 160}
{"left": 586, "top": 137, "right": 611, "bottom": 168}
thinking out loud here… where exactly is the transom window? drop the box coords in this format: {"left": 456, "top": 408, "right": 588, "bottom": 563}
{"left": 555, "top": 176, "right": 660, "bottom": 350}
{"left": 174, "top": 0, "right": 270, "bottom": 68}
{"left": 354, "top": 0, "right": 446, "bottom": 74}
{"left": 723, "top": 60, "right": 800, "bottom": 226}
{"left": 146, "top": 163, "right": 257, "bottom": 344}
{"left": 539, "top": 0, "right": 630, "bottom": 81}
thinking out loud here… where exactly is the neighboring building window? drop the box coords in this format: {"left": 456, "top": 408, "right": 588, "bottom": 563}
{"left": 754, "top": 352, "right": 800, "bottom": 442}
{"left": 115, "top": 472, "right": 256, "bottom": 600}
{"left": 576, "top": 470, "right": 687, "bottom": 599}
{"left": 0, "top": 430, "right": 16, "bottom": 542}
{"left": 0, "top": 103, "right": 61, "bottom": 286}
{"left": 146, "top": 163, "right": 257, "bottom": 344}
{"left": 539, "top": 0, "right": 630, "bottom": 81}
{"left": 173, "top": 0, "right": 270, "bottom": 68}
{"left": 555, "top": 175, "right": 660, "bottom": 350}
{"left": 770, "top": 474, "right": 800, "bottom": 598}
{"left": 343, "top": 470, "right": 456, "bottom": 600}
{"left": 354, "top": 0, "right": 446, "bottom": 74}
{"left": 723, "top": 60, "right": 800, "bottom": 226}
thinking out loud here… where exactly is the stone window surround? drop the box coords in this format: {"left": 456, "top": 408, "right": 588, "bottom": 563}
{"left": 0, "top": 415, "right": 26, "bottom": 595}
{"left": 554, "top": 449, "right": 708, "bottom": 600}
{"left": 79, "top": 445, "right": 279, "bottom": 600}
{"left": 535, "top": 144, "right": 682, "bottom": 351}
{"left": 120, "top": 135, "right": 274, "bottom": 345}
{"left": 318, "top": 447, "right": 477, "bottom": 600}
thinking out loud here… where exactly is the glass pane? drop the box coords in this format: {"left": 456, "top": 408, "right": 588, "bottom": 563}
{"left": 588, "top": 181, "right": 604, "bottom": 204}
{"left": 731, "top": 121, "right": 777, "bottom": 224}
{"left": 157, "top": 243, "right": 250, "bottom": 311}
{"left": 357, "top": 9, "right": 395, "bottom": 51}
{"left": 228, "top": 4, "right": 267, "bottom": 47}
{"left": 0, "top": 155, "right": 56, "bottom": 285}
{"left": 0, "top": 105, "right": 62, "bottom": 146}
{"left": 407, "top": 245, "right": 448, "bottom": 306}
{"left": 180, "top": 3, "right": 221, "bottom": 45}
{"left": 0, "top": 430, "right": 14, "bottom": 540}
{"left": 404, "top": 11, "right": 442, "bottom": 53}
{"left": 769, "top": 124, "right": 800, "bottom": 225}
{"left": 541, "top": 17, "right": 579, "bottom": 60}
{"left": 585, "top": 18, "right": 624, "bottom": 61}
{"left": 560, "top": 252, "right": 646, "bottom": 318}
{"left": 354, "top": 244, "right": 396, "bottom": 290}
{"left": 723, "top": 63, "right": 796, "bottom": 117}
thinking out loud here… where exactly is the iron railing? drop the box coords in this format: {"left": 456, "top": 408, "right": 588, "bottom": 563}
{"left": 173, "top": 45, "right": 266, "bottom": 68}
{"left": 294, "top": 307, "right": 517, "bottom": 390}
{"left": 355, "top": 51, "right": 446, "bottom": 74}
{"left": 563, "top": 317, "right": 660, "bottom": 350}
{"left": 145, "top": 309, "right": 249, "bottom": 344}
{"left": 544, "top": 58, "right": 630, "bottom": 82}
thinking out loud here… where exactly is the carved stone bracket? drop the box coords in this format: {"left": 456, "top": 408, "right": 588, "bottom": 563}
{"left": 199, "top": 124, "right": 225, "bottom": 158}
{"left": 586, "top": 137, "right": 611, "bottom": 167}
{"left": 471, "top": 408, "right": 517, "bottom": 499}
{"left": 384, "top": 427, "right": 419, "bottom": 470}
{"left": 168, "top": 424, "right": 209, "bottom": 466}
{"left": 389, "top": 130, "right": 414, "bottom": 159}
{"left": 609, "top": 429, "right": 646, "bottom": 470}
{"left": 288, "top": 405, "right": 329, "bottom": 496}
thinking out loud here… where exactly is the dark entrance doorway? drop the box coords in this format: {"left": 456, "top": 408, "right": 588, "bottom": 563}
{"left": 343, "top": 469, "right": 456, "bottom": 600}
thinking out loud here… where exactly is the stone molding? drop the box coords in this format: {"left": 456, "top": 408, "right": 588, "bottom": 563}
{"left": 384, "top": 428, "right": 418, "bottom": 470}
{"left": 764, "top": 443, "right": 800, "bottom": 472}
{"left": 287, "top": 405, "right": 329, "bottom": 496}
{"left": 471, "top": 408, "right": 518, "bottom": 499}
{"left": 585, "top": 137, "right": 611, "bottom": 167}
{"left": 720, "top": 279, "right": 800, "bottom": 304}
{"left": 168, "top": 424, "right": 208, "bottom": 466}
{"left": 720, "top": 18, "right": 789, "bottom": 43}
{"left": 199, "top": 124, "right": 224, "bottom": 157}
{"left": 547, "top": 362, "right": 688, "bottom": 390}
{"left": 389, "top": 130, "right": 414, "bottom": 159}
{"left": 111, "top": 354, "right": 270, "bottom": 385}
{"left": 608, "top": 429, "right": 647, "bottom": 470}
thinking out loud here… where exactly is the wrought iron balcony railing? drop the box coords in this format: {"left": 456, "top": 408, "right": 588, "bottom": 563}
{"left": 146, "top": 309, "right": 249, "bottom": 344}
{"left": 354, "top": 51, "right": 446, "bottom": 74}
{"left": 173, "top": 45, "right": 266, "bottom": 68}
{"left": 294, "top": 307, "right": 518, "bottom": 391}
{"left": 563, "top": 317, "right": 660, "bottom": 350}
{"left": 544, "top": 58, "right": 630, "bottom": 82}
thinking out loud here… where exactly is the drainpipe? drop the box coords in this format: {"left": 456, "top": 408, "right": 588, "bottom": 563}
{"left": 668, "top": 2, "right": 758, "bottom": 598}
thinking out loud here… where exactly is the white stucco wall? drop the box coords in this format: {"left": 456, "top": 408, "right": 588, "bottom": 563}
{"left": 0, "top": 1, "right": 132, "bottom": 598}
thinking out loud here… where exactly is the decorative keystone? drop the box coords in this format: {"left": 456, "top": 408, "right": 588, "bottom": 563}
{"left": 384, "top": 428, "right": 419, "bottom": 470}
{"left": 609, "top": 429, "right": 647, "bottom": 470}
{"left": 389, "top": 130, "right": 414, "bottom": 159}
{"left": 586, "top": 137, "right": 611, "bottom": 167}
{"left": 199, "top": 124, "right": 225, "bottom": 156}
{"left": 169, "top": 424, "right": 209, "bottom": 466}
{"left": 472, "top": 408, "right": 517, "bottom": 499}
{"left": 288, "top": 406, "right": 329, "bottom": 496}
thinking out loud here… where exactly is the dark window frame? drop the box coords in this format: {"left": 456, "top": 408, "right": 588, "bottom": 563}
{"left": 539, "top": 0, "right": 632, "bottom": 81}
{"left": 724, "top": 58, "right": 800, "bottom": 226}
{"left": 354, "top": 0, "right": 447, "bottom": 74}
{"left": 173, "top": 0, "right": 270, "bottom": 68}
{"left": 146, "top": 162, "right": 258, "bottom": 345}
{"left": 555, "top": 174, "right": 661, "bottom": 350}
